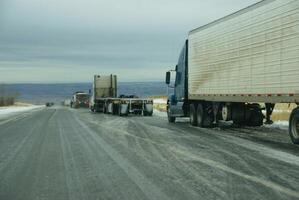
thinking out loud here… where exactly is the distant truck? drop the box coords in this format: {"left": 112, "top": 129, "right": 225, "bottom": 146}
{"left": 90, "top": 75, "right": 153, "bottom": 116}
{"left": 71, "top": 92, "right": 90, "bottom": 108}
{"left": 165, "top": 0, "right": 299, "bottom": 144}
{"left": 45, "top": 102, "right": 54, "bottom": 107}
{"left": 63, "top": 99, "right": 71, "bottom": 107}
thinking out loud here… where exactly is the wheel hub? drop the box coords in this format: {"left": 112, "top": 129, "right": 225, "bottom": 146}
{"left": 292, "top": 116, "right": 299, "bottom": 139}
{"left": 222, "top": 105, "right": 231, "bottom": 121}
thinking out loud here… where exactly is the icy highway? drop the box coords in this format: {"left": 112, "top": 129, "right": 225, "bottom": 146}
{"left": 0, "top": 107, "right": 299, "bottom": 200}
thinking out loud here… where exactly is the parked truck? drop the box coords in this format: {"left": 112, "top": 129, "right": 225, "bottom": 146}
{"left": 90, "top": 75, "right": 153, "bottom": 116}
{"left": 71, "top": 92, "right": 90, "bottom": 108}
{"left": 165, "top": 0, "right": 299, "bottom": 144}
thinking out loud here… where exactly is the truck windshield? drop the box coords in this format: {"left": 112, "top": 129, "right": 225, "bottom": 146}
{"left": 77, "top": 94, "right": 89, "bottom": 101}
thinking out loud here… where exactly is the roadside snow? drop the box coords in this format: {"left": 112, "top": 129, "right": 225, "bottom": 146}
{"left": 0, "top": 105, "right": 44, "bottom": 118}
{"left": 153, "top": 99, "right": 167, "bottom": 104}
{"left": 264, "top": 121, "right": 289, "bottom": 130}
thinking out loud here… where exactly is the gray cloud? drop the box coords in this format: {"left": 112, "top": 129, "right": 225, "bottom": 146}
{"left": 0, "top": 0, "right": 260, "bottom": 83}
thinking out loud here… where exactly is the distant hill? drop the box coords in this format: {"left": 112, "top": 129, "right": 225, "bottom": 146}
{"left": 5, "top": 82, "right": 167, "bottom": 104}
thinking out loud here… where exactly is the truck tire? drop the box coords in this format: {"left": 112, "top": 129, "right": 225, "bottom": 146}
{"left": 222, "top": 104, "right": 232, "bottom": 121}
{"left": 167, "top": 106, "right": 176, "bottom": 123}
{"left": 247, "top": 105, "right": 264, "bottom": 127}
{"left": 232, "top": 103, "right": 246, "bottom": 126}
{"left": 197, "top": 103, "right": 213, "bottom": 128}
{"left": 119, "top": 104, "right": 128, "bottom": 116}
{"left": 289, "top": 107, "right": 299, "bottom": 144}
{"left": 197, "top": 103, "right": 204, "bottom": 127}
{"left": 190, "top": 103, "right": 198, "bottom": 126}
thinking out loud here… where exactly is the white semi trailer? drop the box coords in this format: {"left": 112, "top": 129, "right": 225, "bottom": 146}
{"left": 166, "top": 0, "right": 299, "bottom": 144}
{"left": 90, "top": 75, "right": 153, "bottom": 116}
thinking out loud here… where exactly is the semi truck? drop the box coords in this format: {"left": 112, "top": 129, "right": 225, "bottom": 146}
{"left": 90, "top": 75, "right": 153, "bottom": 116}
{"left": 165, "top": 0, "right": 299, "bottom": 144}
{"left": 71, "top": 92, "right": 90, "bottom": 108}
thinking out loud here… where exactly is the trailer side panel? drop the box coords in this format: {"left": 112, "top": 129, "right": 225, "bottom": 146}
{"left": 188, "top": 0, "right": 299, "bottom": 103}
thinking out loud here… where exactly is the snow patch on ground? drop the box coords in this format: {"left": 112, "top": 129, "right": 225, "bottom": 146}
{"left": 153, "top": 109, "right": 167, "bottom": 118}
{"left": 0, "top": 105, "right": 45, "bottom": 118}
{"left": 264, "top": 121, "right": 289, "bottom": 130}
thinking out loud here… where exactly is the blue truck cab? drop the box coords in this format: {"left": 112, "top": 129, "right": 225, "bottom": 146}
{"left": 166, "top": 40, "right": 189, "bottom": 122}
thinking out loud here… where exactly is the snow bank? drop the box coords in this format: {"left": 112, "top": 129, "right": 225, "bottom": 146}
{"left": 0, "top": 105, "right": 44, "bottom": 118}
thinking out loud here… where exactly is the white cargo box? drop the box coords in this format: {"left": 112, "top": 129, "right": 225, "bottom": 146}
{"left": 188, "top": 0, "right": 299, "bottom": 103}
{"left": 93, "top": 75, "right": 117, "bottom": 99}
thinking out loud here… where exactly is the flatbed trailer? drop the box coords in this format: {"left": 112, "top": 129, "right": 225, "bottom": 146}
{"left": 90, "top": 75, "right": 153, "bottom": 116}
{"left": 93, "top": 97, "right": 153, "bottom": 116}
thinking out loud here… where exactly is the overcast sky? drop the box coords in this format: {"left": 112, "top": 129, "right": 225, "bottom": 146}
{"left": 0, "top": 0, "right": 260, "bottom": 83}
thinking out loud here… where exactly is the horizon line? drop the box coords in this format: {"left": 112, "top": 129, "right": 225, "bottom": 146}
{"left": 0, "top": 80, "right": 165, "bottom": 85}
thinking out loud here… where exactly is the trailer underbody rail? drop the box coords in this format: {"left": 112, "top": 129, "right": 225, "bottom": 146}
{"left": 91, "top": 98, "right": 153, "bottom": 117}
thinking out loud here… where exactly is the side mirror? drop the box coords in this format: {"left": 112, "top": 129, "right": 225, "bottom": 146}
{"left": 165, "top": 72, "right": 171, "bottom": 85}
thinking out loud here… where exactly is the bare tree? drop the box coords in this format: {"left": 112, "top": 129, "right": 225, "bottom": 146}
{"left": 0, "top": 84, "right": 18, "bottom": 106}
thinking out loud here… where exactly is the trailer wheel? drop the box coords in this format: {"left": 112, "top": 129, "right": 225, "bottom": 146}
{"left": 289, "top": 107, "right": 299, "bottom": 144}
{"left": 232, "top": 103, "right": 246, "bottom": 126}
{"left": 197, "top": 103, "right": 204, "bottom": 127}
{"left": 190, "top": 103, "right": 198, "bottom": 126}
{"left": 222, "top": 104, "right": 232, "bottom": 121}
{"left": 167, "top": 106, "right": 176, "bottom": 123}
{"left": 197, "top": 103, "right": 213, "bottom": 128}
{"left": 203, "top": 104, "right": 214, "bottom": 128}
{"left": 247, "top": 105, "right": 264, "bottom": 127}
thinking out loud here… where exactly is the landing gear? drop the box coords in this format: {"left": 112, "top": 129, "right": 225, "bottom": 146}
{"left": 90, "top": 106, "right": 95, "bottom": 112}
{"left": 265, "top": 103, "right": 275, "bottom": 125}
{"left": 289, "top": 107, "right": 299, "bottom": 144}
